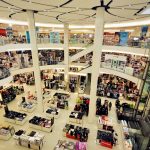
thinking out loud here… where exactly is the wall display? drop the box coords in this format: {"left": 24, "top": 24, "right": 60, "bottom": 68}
{"left": 141, "top": 26, "right": 149, "bottom": 39}
{"left": 26, "top": 31, "right": 30, "bottom": 43}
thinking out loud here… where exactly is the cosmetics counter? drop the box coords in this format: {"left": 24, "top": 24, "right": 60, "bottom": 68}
{"left": 13, "top": 130, "right": 44, "bottom": 150}
{"left": 29, "top": 116, "right": 54, "bottom": 132}
{"left": 0, "top": 124, "right": 15, "bottom": 140}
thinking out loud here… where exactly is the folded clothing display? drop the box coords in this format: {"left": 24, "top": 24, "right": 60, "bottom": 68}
{"left": 63, "top": 124, "right": 89, "bottom": 142}
{"left": 74, "top": 96, "right": 90, "bottom": 116}
{"left": 98, "top": 115, "right": 113, "bottom": 132}
{"left": 4, "top": 110, "right": 27, "bottom": 121}
{"left": 54, "top": 140, "right": 75, "bottom": 150}
{"left": 20, "top": 102, "right": 35, "bottom": 109}
{"left": 75, "top": 141, "right": 87, "bottom": 150}
{"left": 29, "top": 116, "right": 54, "bottom": 128}
{"left": 46, "top": 108, "right": 59, "bottom": 115}
{"left": 69, "top": 112, "right": 84, "bottom": 120}
{"left": 53, "top": 92, "right": 70, "bottom": 109}
{"left": 13, "top": 130, "right": 44, "bottom": 150}
{"left": 1, "top": 86, "right": 16, "bottom": 104}
{"left": 97, "top": 130, "right": 114, "bottom": 148}
{"left": 0, "top": 125, "right": 15, "bottom": 137}
{"left": 96, "top": 99, "right": 108, "bottom": 116}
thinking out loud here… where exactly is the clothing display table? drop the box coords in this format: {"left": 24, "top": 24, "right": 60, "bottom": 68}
{"left": 98, "top": 116, "right": 113, "bottom": 131}
{"left": 74, "top": 96, "right": 90, "bottom": 116}
{"left": 96, "top": 130, "right": 113, "bottom": 149}
{"left": 29, "top": 116, "right": 54, "bottom": 132}
{"left": 69, "top": 112, "right": 84, "bottom": 124}
{"left": 54, "top": 140, "right": 75, "bottom": 150}
{"left": 18, "top": 101, "right": 36, "bottom": 113}
{"left": 4, "top": 110, "right": 27, "bottom": 125}
{"left": 0, "top": 124, "right": 15, "bottom": 140}
{"left": 13, "top": 130, "right": 44, "bottom": 150}
{"left": 46, "top": 108, "right": 60, "bottom": 119}
{"left": 63, "top": 124, "right": 89, "bottom": 142}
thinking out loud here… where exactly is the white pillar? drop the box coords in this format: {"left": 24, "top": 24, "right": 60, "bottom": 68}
{"left": 64, "top": 24, "right": 69, "bottom": 86}
{"left": 88, "top": 7, "right": 105, "bottom": 122}
{"left": 27, "top": 10, "right": 43, "bottom": 112}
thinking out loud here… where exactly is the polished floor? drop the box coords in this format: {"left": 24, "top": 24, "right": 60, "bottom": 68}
{"left": 0, "top": 83, "right": 125, "bottom": 150}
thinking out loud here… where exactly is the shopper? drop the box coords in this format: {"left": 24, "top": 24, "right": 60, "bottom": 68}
{"left": 109, "top": 102, "right": 112, "bottom": 111}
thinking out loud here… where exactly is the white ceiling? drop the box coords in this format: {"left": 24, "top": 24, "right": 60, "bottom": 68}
{"left": 0, "top": 0, "right": 149, "bottom": 25}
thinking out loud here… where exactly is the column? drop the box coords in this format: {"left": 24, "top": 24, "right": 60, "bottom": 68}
{"left": 88, "top": 7, "right": 105, "bottom": 122}
{"left": 27, "top": 10, "right": 44, "bottom": 112}
{"left": 143, "top": 95, "right": 150, "bottom": 119}
{"left": 64, "top": 24, "right": 69, "bottom": 88}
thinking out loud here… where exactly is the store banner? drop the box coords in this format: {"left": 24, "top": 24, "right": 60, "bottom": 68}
{"left": 50, "top": 32, "right": 60, "bottom": 43}
{"left": 26, "top": 31, "right": 30, "bottom": 43}
{"left": 104, "top": 54, "right": 126, "bottom": 72}
{"left": 0, "top": 29, "right": 6, "bottom": 36}
{"left": 141, "top": 26, "right": 148, "bottom": 38}
{"left": 103, "top": 32, "right": 115, "bottom": 45}
{"left": 119, "top": 32, "right": 129, "bottom": 46}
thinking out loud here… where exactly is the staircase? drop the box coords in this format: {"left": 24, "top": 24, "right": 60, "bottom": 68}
{"left": 70, "top": 45, "right": 94, "bottom": 62}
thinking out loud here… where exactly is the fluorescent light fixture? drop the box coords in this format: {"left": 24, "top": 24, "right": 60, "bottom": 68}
{"left": 0, "top": 17, "right": 150, "bottom": 29}
{"left": 69, "top": 25, "right": 95, "bottom": 29}
{"left": 104, "top": 29, "right": 135, "bottom": 32}
{"left": 36, "top": 23, "right": 64, "bottom": 28}
{"left": 140, "top": 6, "right": 150, "bottom": 15}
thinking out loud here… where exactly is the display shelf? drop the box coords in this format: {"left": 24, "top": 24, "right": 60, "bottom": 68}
{"left": 0, "top": 125, "right": 15, "bottom": 140}
{"left": 13, "top": 130, "right": 44, "bottom": 150}
{"left": 69, "top": 111, "right": 84, "bottom": 124}
{"left": 46, "top": 108, "right": 60, "bottom": 119}
{"left": 4, "top": 110, "right": 27, "bottom": 125}
{"left": 29, "top": 116, "right": 54, "bottom": 133}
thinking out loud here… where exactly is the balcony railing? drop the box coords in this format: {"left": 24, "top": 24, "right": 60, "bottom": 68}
{"left": 0, "top": 36, "right": 150, "bottom": 49}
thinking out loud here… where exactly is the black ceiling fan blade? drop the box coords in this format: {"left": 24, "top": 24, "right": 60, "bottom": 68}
{"left": 106, "top": 0, "right": 113, "bottom": 7}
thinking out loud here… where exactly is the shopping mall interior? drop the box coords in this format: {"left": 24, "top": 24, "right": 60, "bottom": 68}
{"left": 0, "top": 0, "right": 150, "bottom": 150}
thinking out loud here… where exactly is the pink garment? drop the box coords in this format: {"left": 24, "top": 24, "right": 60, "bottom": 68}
{"left": 75, "top": 142, "right": 87, "bottom": 150}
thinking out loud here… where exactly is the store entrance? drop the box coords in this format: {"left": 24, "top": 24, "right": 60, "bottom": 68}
{"left": 85, "top": 73, "right": 91, "bottom": 95}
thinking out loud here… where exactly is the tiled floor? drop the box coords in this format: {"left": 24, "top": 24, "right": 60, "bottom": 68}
{"left": 0, "top": 83, "right": 125, "bottom": 150}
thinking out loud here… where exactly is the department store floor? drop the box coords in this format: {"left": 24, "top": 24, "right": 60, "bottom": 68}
{"left": 0, "top": 83, "right": 125, "bottom": 150}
